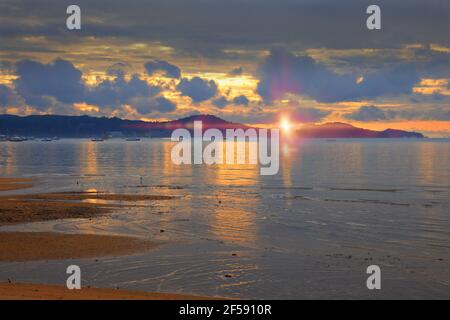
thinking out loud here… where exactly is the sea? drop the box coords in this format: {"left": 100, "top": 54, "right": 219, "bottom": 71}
{"left": 0, "top": 138, "right": 449, "bottom": 299}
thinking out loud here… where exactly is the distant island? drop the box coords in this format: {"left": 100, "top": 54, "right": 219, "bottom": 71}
{"left": 0, "top": 114, "right": 424, "bottom": 139}
{"left": 0, "top": 114, "right": 249, "bottom": 138}
{"left": 297, "top": 122, "right": 424, "bottom": 138}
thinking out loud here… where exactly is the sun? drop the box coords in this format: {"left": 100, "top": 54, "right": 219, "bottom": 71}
{"left": 280, "top": 117, "right": 292, "bottom": 134}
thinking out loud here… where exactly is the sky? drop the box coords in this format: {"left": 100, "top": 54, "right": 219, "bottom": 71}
{"left": 1, "top": 0, "right": 450, "bottom": 137}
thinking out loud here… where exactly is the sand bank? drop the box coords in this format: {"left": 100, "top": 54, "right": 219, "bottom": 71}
{"left": 0, "top": 180, "right": 203, "bottom": 299}
{"left": 0, "top": 283, "right": 215, "bottom": 300}
{"left": 0, "top": 232, "right": 158, "bottom": 262}
{"left": 0, "top": 191, "right": 174, "bottom": 226}
{"left": 5, "top": 191, "right": 175, "bottom": 201}
{"left": 0, "top": 187, "right": 173, "bottom": 261}
{"left": 0, "top": 196, "right": 113, "bottom": 226}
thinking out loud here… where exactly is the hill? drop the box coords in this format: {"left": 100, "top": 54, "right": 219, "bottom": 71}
{"left": 298, "top": 122, "right": 424, "bottom": 138}
{"left": 0, "top": 115, "right": 424, "bottom": 138}
{"left": 0, "top": 114, "right": 249, "bottom": 138}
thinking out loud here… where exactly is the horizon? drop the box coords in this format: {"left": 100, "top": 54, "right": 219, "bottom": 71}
{"left": 1, "top": 0, "right": 450, "bottom": 303}
{"left": 0, "top": 112, "right": 430, "bottom": 136}
{"left": 1, "top": 1, "right": 450, "bottom": 137}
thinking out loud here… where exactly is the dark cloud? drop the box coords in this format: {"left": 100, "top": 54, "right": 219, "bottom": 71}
{"left": 290, "top": 108, "right": 330, "bottom": 123}
{"left": 86, "top": 73, "right": 160, "bottom": 107}
{"left": 106, "top": 62, "right": 134, "bottom": 77}
{"left": 212, "top": 95, "right": 250, "bottom": 108}
{"left": 344, "top": 105, "right": 389, "bottom": 121}
{"left": 229, "top": 67, "right": 243, "bottom": 76}
{"left": 0, "top": 85, "right": 14, "bottom": 107}
{"left": 212, "top": 96, "right": 229, "bottom": 108}
{"left": 145, "top": 60, "right": 181, "bottom": 79}
{"left": 177, "top": 76, "right": 218, "bottom": 103}
{"left": 0, "top": 60, "right": 14, "bottom": 73}
{"left": 11, "top": 59, "right": 163, "bottom": 111}
{"left": 133, "top": 96, "right": 177, "bottom": 115}
{"left": 257, "top": 48, "right": 420, "bottom": 103}
{"left": 2, "top": 0, "right": 450, "bottom": 56}
{"left": 14, "top": 59, "right": 85, "bottom": 109}
{"left": 225, "top": 106, "right": 330, "bottom": 124}
{"left": 232, "top": 95, "right": 250, "bottom": 106}
{"left": 345, "top": 105, "right": 450, "bottom": 121}
{"left": 417, "top": 108, "right": 450, "bottom": 121}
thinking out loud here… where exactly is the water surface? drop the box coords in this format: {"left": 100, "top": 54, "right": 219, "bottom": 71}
{"left": 0, "top": 138, "right": 449, "bottom": 299}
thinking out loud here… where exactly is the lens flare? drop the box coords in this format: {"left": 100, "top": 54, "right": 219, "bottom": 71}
{"left": 280, "top": 118, "right": 292, "bottom": 134}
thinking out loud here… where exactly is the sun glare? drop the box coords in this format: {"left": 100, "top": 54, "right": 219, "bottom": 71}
{"left": 280, "top": 118, "right": 292, "bottom": 134}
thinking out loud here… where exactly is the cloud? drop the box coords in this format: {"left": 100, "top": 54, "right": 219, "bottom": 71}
{"left": 212, "top": 96, "right": 229, "bottom": 108}
{"left": 212, "top": 94, "right": 250, "bottom": 108}
{"left": 0, "top": 85, "right": 14, "bottom": 107}
{"left": 10, "top": 59, "right": 166, "bottom": 113}
{"left": 232, "top": 95, "right": 250, "bottom": 106}
{"left": 344, "top": 105, "right": 388, "bottom": 121}
{"left": 229, "top": 67, "right": 243, "bottom": 76}
{"left": 0, "top": 61, "right": 14, "bottom": 73}
{"left": 14, "top": 59, "right": 85, "bottom": 109}
{"left": 106, "top": 62, "right": 134, "bottom": 77}
{"left": 345, "top": 105, "right": 450, "bottom": 121}
{"left": 177, "top": 76, "right": 218, "bottom": 103}
{"left": 2, "top": 0, "right": 450, "bottom": 59}
{"left": 257, "top": 48, "right": 421, "bottom": 103}
{"left": 290, "top": 107, "right": 330, "bottom": 123}
{"left": 133, "top": 96, "right": 177, "bottom": 115}
{"left": 224, "top": 106, "right": 330, "bottom": 125}
{"left": 145, "top": 60, "right": 181, "bottom": 79}
{"left": 86, "top": 73, "right": 161, "bottom": 107}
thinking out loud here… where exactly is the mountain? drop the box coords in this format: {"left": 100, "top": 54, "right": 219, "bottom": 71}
{"left": 0, "top": 114, "right": 249, "bottom": 138}
{"left": 297, "top": 122, "right": 424, "bottom": 138}
{"left": 127, "top": 114, "right": 250, "bottom": 131}
{"left": 0, "top": 114, "right": 424, "bottom": 138}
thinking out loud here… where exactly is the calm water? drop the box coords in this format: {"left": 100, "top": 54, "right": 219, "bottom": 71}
{"left": 0, "top": 138, "right": 449, "bottom": 299}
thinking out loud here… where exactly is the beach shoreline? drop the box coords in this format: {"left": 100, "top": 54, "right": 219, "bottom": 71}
{"left": 0, "top": 283, "right": 218, "bottom": 300}
{"left": 0, "top": 178, "right": 203, "bottom": 299}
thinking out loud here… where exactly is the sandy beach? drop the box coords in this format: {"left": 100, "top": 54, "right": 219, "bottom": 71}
{"left": 0, "top": 178, "right": 208, "bottom": 300}
{"left": 0, "top": 178, "right": 33, "bottom": 191}
{"left": 0, "top": 232, "right": 158, "bottom": 262}
{"left": 0, "top": 179, "right": 161, "bottom": 261}
{"left": 0, "top": 191, "right": 173, "bottom": 226}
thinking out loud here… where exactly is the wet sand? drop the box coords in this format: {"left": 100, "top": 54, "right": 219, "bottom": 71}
{"left": 0, "top": 283, "right": 216, "bottom": 300}
{"left": 0, "top": 191, "right": 173, "bottom": 226}
{"left": 0, "top": 178, "right": 33, "bottom": 191}
{"left": 0, "top": 232, "right": 158, "bottom": 262}
{"left": 4, "top": 191, "right": 175, "bottom": 202}
{"left": 0, "top": 197, "right": 113, "bottom": 226}
{"left": 0, "top": 187, "right": 170, "bottom": 260}
{"left": 0, "top": 180, "right": 207, "bottom": 299}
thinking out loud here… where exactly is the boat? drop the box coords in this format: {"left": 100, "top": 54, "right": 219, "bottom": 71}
{"left": 41, "top": 138, "right": 53, "bottom": 142}
{"left": 91, "top": 137, "right": 104, "bottom": 142}
{"left": 126, "top": 137, "right": 141, "bottom": 141}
